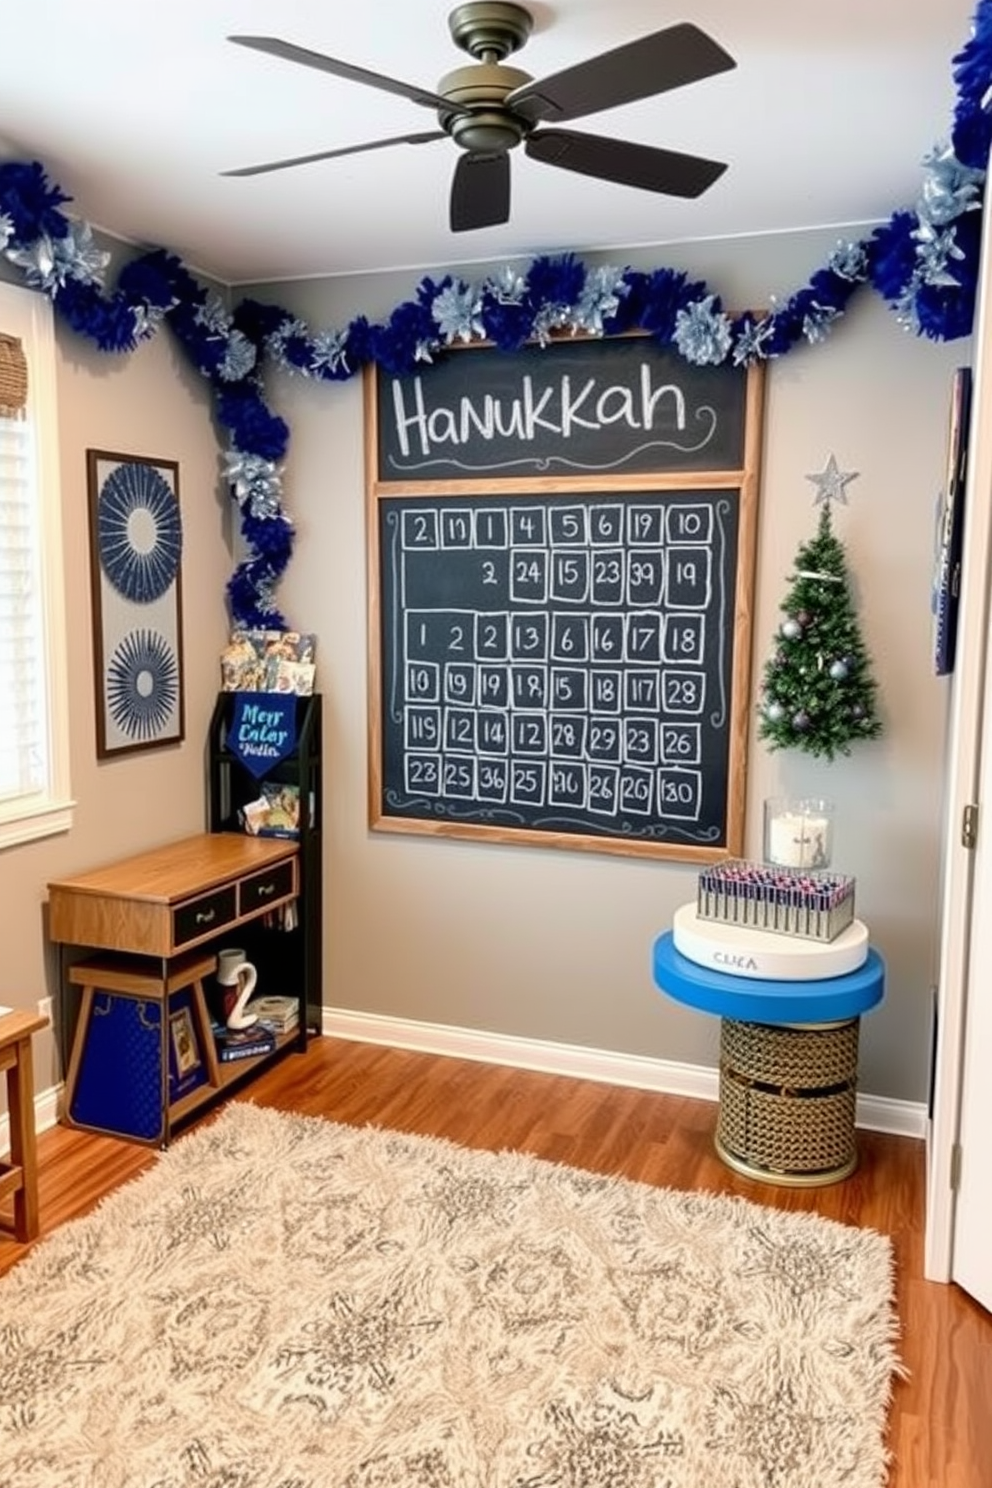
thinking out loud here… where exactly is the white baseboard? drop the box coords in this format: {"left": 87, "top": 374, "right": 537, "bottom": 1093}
{"left": 0, "top": 1084, "right": 60, "bottom": 1159}
{"left": 324, "top": 1006, "right": 927, "bottom": 1141}
{"left": 1, "top": 1022, "right": 925, "bottom": 1157}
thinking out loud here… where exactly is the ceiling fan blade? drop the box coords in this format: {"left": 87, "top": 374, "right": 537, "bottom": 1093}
{"left": 222, "top": 131, "right": 446, "bottom": 179}
{"left": 450, "top": 153, "right": 511, "bottom": 232}
{"left": 507, "top": 22, "right": 735, "bottom": 125}
{"left": 228, "top": 35, "right": 470, "bottom": 116}
{"left": 526, "top": 129, "right": 727, "bottom": 199}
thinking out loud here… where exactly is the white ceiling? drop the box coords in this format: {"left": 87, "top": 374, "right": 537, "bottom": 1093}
{"left": 0, "top": 1, "right": 977, "bottom": 286}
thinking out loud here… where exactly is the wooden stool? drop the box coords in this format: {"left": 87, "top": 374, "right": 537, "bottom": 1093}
{"left": 0, "top": 1008, "right": 48, "bottom": 1242}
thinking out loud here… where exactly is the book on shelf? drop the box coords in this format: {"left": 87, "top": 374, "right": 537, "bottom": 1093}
{"left": 212, "top": 1021, "right": 278, "bottom": 1063}
{"left": 240, "top": 782, "right": 301, "bottom": 839}
{"left": 244, "top": 995, "right": 299, "bottom": 1033}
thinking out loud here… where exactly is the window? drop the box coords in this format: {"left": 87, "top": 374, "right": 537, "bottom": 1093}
{"left": 0, "top": 280, "right": 72, "bottom": 849}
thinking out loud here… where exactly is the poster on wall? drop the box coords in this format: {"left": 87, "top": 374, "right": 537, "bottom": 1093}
{"left": 86, "top": 449, "right": 185, "bottom": 757}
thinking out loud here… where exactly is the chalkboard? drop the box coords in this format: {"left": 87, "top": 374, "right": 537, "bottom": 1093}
{"left": 366, "top": 335, "right": 764, "bottom": 862}
{"left": 376, "top": 335, "right": 748, "bottom": 481}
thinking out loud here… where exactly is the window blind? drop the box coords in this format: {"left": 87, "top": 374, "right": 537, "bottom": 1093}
{"left": 0, "top": 283, "right": 72, "bottom": 849}
{"left": 0, "top": 407, "right": 47, "bottom": 800}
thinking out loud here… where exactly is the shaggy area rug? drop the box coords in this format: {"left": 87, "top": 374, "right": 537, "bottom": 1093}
{"left": 0, "top": 1102, "right": 902, "bottom": 1488}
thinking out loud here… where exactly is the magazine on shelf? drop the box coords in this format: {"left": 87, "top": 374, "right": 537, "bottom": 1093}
{"left": 240, "top": 782, "right": 301, "bottom": 839}
{"left": 221, "top": 630, "right": 317, "bottom": 694}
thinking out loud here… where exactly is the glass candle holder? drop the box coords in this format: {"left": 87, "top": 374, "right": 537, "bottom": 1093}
{"left": 763, "top": 797, "right": 835, "bottom": 869}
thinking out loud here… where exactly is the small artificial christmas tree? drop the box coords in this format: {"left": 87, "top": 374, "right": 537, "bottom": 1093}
{"left": 758, "top": 502, "right": 882, "bottom": 760}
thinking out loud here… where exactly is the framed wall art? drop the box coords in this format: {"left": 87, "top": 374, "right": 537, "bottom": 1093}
{"left": 86, "top": 449, "right": 185, "bottom": 757}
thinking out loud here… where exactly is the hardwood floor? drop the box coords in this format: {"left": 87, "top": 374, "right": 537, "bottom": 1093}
{"left": 2, "top": 1035, "right": 990, "bottom": 1487}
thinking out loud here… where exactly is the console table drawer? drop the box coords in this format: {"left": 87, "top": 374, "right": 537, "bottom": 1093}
{"left": 240, "top": 859, "right": 297, "bottom": 916}
{"left": 173, "top": 886, "right": 238, "bottom": 948}
{"left": 48, "top": 834, "right": 300, "bottom": 958}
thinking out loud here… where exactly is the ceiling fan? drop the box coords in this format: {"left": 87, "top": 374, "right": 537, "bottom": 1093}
{"left": 223, "top": 3, "right": 736, "bottom": 232}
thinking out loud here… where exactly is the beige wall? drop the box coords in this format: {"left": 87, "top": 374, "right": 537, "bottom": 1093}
{"left": 247, "top": 226, "right": 965, "bottom": 1104}
{"left": 0, "top": 319, "right": 232, "bottom": 1092}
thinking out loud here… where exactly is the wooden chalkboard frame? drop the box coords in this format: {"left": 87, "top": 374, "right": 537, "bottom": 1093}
{"left": 366, "top": 332, "right": 765, "bottom": 862}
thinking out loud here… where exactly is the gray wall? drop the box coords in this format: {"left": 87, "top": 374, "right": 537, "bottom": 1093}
{"left": 246, "top": 225, "right": 966, "bottom": 1104}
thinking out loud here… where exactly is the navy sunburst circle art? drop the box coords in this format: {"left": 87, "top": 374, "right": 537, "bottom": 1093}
{"left": 98, "top": 461, "right": 182, "bottom": 603}
{"left": 106, "top": 629, "right": 179, "bottom": 740}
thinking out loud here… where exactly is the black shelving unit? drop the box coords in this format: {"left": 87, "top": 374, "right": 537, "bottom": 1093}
{"left": 207, "top": 692, "right": 322, "bottom": 1042}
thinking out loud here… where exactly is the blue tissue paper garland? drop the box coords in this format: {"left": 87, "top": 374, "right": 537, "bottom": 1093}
{"left": 2, "top": 2, "right": 991, "bottom": 626}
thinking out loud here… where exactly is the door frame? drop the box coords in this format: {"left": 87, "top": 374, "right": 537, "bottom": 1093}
{"left": 925, "top": 168, "right": 992, "bottom": 1281}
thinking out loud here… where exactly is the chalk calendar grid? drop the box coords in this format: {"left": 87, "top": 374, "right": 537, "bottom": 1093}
{"left": 380, "top": 493, "right": 733, "bottom": 841}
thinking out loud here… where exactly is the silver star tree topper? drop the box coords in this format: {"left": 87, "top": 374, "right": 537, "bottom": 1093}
{"left": 805, "top": 453, "right": 860, "bottom": 505}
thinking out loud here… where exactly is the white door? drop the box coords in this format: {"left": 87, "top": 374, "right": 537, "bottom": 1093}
{"left": 949, "top": 527, "right": 992, "bottom": 1313}
{"left": 953, "top": 830, "right": 992, "bottom": 1314}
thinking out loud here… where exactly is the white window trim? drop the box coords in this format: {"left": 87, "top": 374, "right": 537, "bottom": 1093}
{"left": 0, "top": 280, "right": 73, "bottom": 850}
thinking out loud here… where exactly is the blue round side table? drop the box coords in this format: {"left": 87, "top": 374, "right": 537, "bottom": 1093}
{"left": 653, "top": 932, "right": 885, "bottom": 1187}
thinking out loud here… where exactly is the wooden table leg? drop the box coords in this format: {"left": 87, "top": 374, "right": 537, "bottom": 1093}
{"left": 0, "top": 1010, "right": 46, "bottom": 1244}
{"left": 7, "top": 1032, "right": 39, "bottom": 1241}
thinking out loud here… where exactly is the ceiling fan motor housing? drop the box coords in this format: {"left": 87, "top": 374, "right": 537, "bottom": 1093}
{"left": 447, "top": 3, "right": 534, "bottom": 62}
{"left": 437, "top": 62, "right": 532, "bottom": 152}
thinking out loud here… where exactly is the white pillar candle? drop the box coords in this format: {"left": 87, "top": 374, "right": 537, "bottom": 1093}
{"left": 766, "top": 810, "right": 831, "bottom": 868}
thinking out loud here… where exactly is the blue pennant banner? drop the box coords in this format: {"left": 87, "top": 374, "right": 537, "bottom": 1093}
{"left": 228, "top": 694, "right": 297, "bottom": 778}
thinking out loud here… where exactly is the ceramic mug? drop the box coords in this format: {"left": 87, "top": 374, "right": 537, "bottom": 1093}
{"left": 216, "top": 947, "right": 259, "bottom": 1030}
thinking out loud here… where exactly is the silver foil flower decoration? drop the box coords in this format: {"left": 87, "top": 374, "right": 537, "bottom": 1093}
{"left": 130, "top": 300, "right": 172, "bottom": 343}
{"left": 802, "top": 302, "right": 841, "bottom": 344}
{"left": 432, "top": 281, "right": 484, "bottom": 344}
{"left": 530, "top": 302, "right": 571, "bottom": 346}
{"left": 731, "top": 315, "right": 774, "bottom": 366}
{"left": 918, "top": 143, "right": 985, "bottom": 226}
{"left": 673, "top": 295, "right": 733, "bottom": 365}
{"left": 828, "top": 240, "right": 869, "bottom": 282}
{"left": 310, "top": 328, "right": 350, "bottom": 376}
{"left": 218, "top": 328, "right": 257, "bottom": 382}
{"left": 223, "top": 447, "right": 284, "bottom": 520}
{"left": 195, "top": 293, "right": 232, "bottom": 336}
{"left": 571, "top": 265, "right": 628, "bottom": 336}
{"left": 913, "top": 219, "right": 966, "bottom": 287}
{"left": 6, "top": 220, "right": 110, "bottom": 294}
{"left": 265, "top": 316, "right": 310, "bottom": 373}
{"left": 484, "top": 265, "right": 527, "bottom": 304}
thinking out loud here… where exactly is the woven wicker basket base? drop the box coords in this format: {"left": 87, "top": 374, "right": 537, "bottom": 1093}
{"left": 714, "top": 1132, "right": 857, "bottom": 1188}
{"left": 715, "top": 1016, "right": 860, "bottom": 1187}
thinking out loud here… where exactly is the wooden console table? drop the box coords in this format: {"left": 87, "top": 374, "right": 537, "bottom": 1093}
{"left": 49, "top": 834, "right": 301, "bottom": 1145}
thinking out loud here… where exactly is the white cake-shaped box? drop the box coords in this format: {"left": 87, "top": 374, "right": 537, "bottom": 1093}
{"left": 673, "top": 902, "right": 869, "bottom": 980}
{"left": 696, "top": 859, "right": 856, "bottom": 943}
